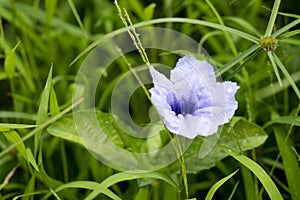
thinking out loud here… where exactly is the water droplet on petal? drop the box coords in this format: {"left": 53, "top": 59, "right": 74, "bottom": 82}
{"left": 227, "top": 87, "right": 233, "bottom": 94}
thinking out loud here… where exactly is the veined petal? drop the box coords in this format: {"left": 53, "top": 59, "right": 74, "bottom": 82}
{"left": 149, "top": 55, "right": 239, "bottom": 139}
{"left": 149, "top": 66, "right": 181, "bottom": 119}
{"left": 170, "top": 55, "right": 216, "bottom": 114}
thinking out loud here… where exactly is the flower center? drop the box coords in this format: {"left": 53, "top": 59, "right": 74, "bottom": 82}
{"left": 260, "top": 36, "right": 278, "bottom": 52}
{"left": 171, "top": 101, "right": 182, "bottom": 116}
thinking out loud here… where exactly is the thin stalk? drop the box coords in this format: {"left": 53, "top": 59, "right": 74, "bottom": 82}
{"left": 116, "top": 47, "right": 153, "bottom": 104}
{"left": 175, "top": 136, "right": 189, "bottom": 199}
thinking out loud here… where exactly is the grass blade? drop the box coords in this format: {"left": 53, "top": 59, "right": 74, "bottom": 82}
{"left": 205, "top": 0, "right": 238, "bottom": 56}
{"left": 273, "top": 125, "right": 300, "bottom": 200}
{"left": 205, "top": 170, "right": 238, "bottom": 200}
{"left": 264, "top": 0, "right": 281, "bottom": 36}
{"left": 0, "top": 98, "right": 83, "bottom": 159}
{"left": 227, "top": 151, "right": 283, "bottom": 200}
{"left": 218, "top": 44, "right": 260, "bottom": 76}
{"left": 267, "top": 52, "right": 282, "bottom": 86}
{"left": 67, "top": 0, "right": 85, "bottom": 32}
{"left": 272, "top": 53, "right": 300, "bottom": 100}
{"left": 255, "top": 70, "right": 300, "bottom": 100}
{"left": 0, "top": 123, "right": 35, "bottom": 129}
{"left": 41, "top": 181, "right": 121, "bottom": 200}
{"left": 35, "top": 66, "right": 53, "bottom": 156}
{"left": 273, "top": 18, "right": 300, "bottom": 37}
{"left": 70, "top": 18, "right": 259, "bottom": 66}
{"left": 86, "top": 171, "right": 177, "bottom": 200}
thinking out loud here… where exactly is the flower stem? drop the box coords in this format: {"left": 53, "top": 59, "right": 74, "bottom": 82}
{"left": 180, "top": 154, "right": 189, "bottom": 199}
{"left": 175, "top": 136, "right": 189, "bottom": 199}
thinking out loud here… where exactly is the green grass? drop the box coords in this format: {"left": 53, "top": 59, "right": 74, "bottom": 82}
{"left": 1, "top": 0, "right": 300, "bottom": 199}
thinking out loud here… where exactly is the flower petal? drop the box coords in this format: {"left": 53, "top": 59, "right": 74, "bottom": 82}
{"left": 149, "top": 66, "right": 182, "bottom": 130}
{"left": 149, "top": 56, "right": 239, "bottom": 139}
{"left": 170, "top": 55, "right": 216, "bottom": 114}
{"left": 222, "top": 81, "right": 239, "bottom": 120}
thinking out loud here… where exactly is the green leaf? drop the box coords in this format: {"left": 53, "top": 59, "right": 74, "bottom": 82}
{"left": 35, "top": 66, "right": 53, "bottom": 155}
{"left": 205, "top": 170, "right": 238, "bottom": 200}
{"left": 86, "top": 171, "right": 177, "bottom": 200}
{"left": 22, "top": 173, "right": 37, "bottom": 200}
{"left": 0, "top": 123, "right": 35, "bottom": 129}
{"left": 255, "top": 70, "right": 300, "bottom": 100}
{"left": 227, "top": 152, "right": 283, "bottom": 200}
{"left": 263, "top": 116, "right": 300, "bottom": 128}
{"left": 26, "top": 148, "right": 39, "bottom": 172}
{"left": 272, "top": 52, "right": 300, "bottom": 100}
{"left": 70, "top": 18, "right": 259, "bottom": 66}
{"left": 223, "top": 16, "right": 261, "bottom": 36}
{"left": 47, "top": 114, "right": 83, "bottom": 146}
{"left": 143, "top": 3, "right": 156, "bottom": 21}
{"left": 49, "top": 86, "right": 60, "bottom": 117}
{"left": 45, "top": 0, "right": 57, "bottom": 25}
{"left": 4, "top": 41, "right": 20, "bottom": 79}
{"left": 67, "top": 0, "right": 85, "bottom": 31}
{"left": 41, "top": 181, "right": 121, "bottom": 200}
{"left": 273, "top": 125, "right": 300, "bottom": 200}
{"left": 264, "top": 0, "right": 281, "bottom": 36}
{"left": 183, "top": 117, "right": 268, "bottom": 173}
{"left": 267, "top": 52, "right": 282, "bottom": 86}
{"left": 134, "top": 187, "right": 149, "bottom": 200}
{"left": 1, "top": 129, "right": 27, "bottom": 159}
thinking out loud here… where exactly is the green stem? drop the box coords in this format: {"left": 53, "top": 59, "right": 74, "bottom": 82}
{"left": 175, "top": 136, "right": 189, "bottom": 199}
{"left": 180, "top": 154, "right": 189, "bottom": 199}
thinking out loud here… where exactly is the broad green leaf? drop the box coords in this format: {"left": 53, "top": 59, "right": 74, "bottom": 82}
{"left": 205, "top": 170, "right": 238, "bottom": 200}
{"left": 182, "top": 117, "right": 268, "bottom": 173}
{"left": 47, "top": 114, "right": 83, "bottom": 145}
{"left": 227, "top": 151, "right": 283, "bottom": 200}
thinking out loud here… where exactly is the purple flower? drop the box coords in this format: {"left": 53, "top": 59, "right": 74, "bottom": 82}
{"left": 149, "top": 55, "right": 239, "bottom": 139}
